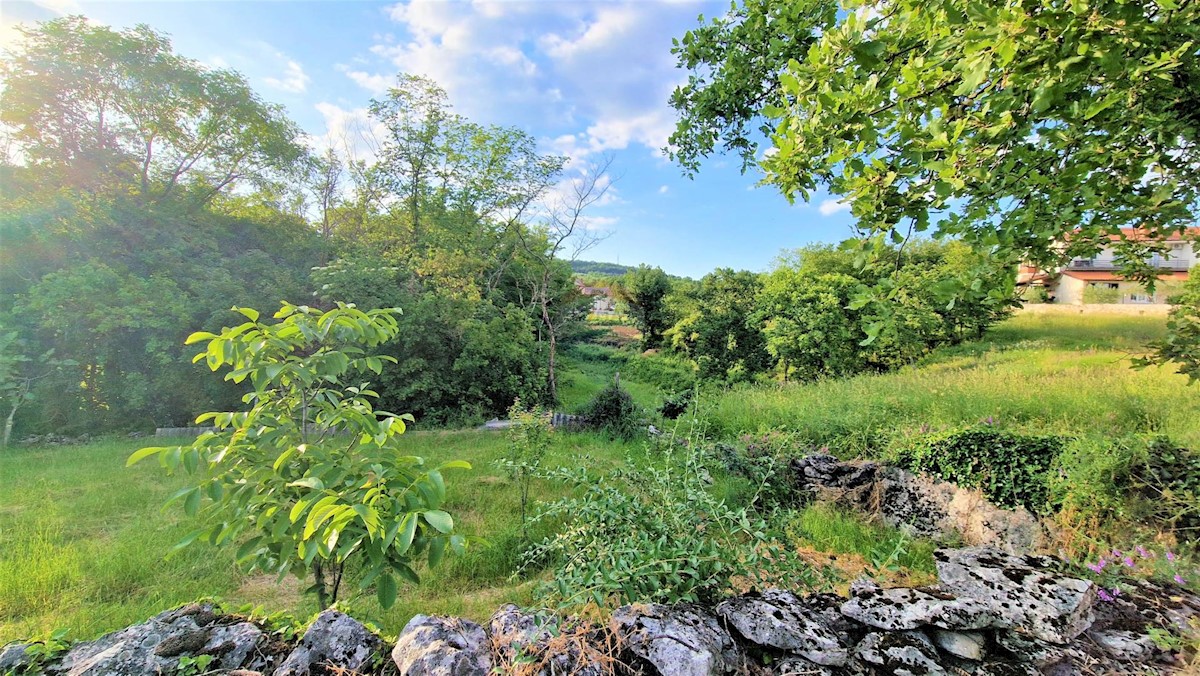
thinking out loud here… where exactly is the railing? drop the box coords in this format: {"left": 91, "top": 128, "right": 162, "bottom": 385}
{"left": 1067, "top": 257, "right": 1190, "bottom": 271}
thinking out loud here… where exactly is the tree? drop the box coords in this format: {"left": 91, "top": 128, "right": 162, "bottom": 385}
{"left": 756, "top": 267, "right": 862, "bottom": 381}
{"left": 0, "top": 332, "right": 73, "bottom": 447}
{"left": 514, "top": 156, "right": 613, "bottom": 402}
{"left": 129, "top": 303, "right": 470, "bottom": 609}
{"left": 1, "top": 17, "right": 309, "bottom": 206}
{"left": 1137, "top": 274, "right": 1200, "bottom": 383}
{"left": 667, "top": 268, "right": 770, "bottom": 380}
{"left": 671, "top": 0, "right": 1200, "bottom": 282}
{"left": 618, "top": 265, "right": 674, "bottom": 349}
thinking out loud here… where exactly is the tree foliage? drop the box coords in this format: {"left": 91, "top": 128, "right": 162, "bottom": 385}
{"left": 616, "top": 265, "right": 674, "bottom": 349}
{"left": 129, "top": 303, "right": 470, "bottom": 609}
{"left": 668, "top": 268, "right": 770, "bottom": 381}
{"left": 1, "top": 17, "right": 308, "bottom": 204}
{"left": 671, "top": 0, "right": 1200, "bottom": 280}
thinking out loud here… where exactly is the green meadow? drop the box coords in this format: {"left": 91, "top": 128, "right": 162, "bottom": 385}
{"left": 2, "top": 311, "right": 1194, "bottom": 644}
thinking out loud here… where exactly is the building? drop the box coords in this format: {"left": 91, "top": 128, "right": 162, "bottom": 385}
{"left": 1018, "top": 229, "right": 1198, "bottom": 305}
{"left": 574, "top": 279, "right": 617, "bottom": 314}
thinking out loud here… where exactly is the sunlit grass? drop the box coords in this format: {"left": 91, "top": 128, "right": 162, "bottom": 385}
{"left": 700, "top": 313, "right": 1198, "bottom": 454}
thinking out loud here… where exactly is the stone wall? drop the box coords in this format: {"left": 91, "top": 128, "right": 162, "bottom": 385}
{"left": 4, "top": 547, "right": 1195, "bottom": 675}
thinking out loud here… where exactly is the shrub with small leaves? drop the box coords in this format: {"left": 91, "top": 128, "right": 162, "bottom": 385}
{"left": 129, "top": 302, "right": 471, "bottom": 610}
{"left": 498, "top": 399, "right": 553, "bottom": 537}
{"left": 581, "top": 380, "right": 642, "bottom": 440}
{"left": 520, "top": 442, "right": 823, "bottom": 609}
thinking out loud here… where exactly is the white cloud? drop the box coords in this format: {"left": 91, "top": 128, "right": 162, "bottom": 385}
{"left": 658, "top": 185, "right": 669, "bottom": 194}
{"left": 578, "top": 215, "right": 619, "bottom": 231}
{"left": 341, "top": 67, "right": 393, "bottom": 95}
{"left": 311, "top": 102, "right": 387, "bottom": 163}
{"left": 368, "top": 1, "right": 698, "bottom": 161}
{"left": 818, "top": 198, "right": 851, "bottom": 216}
{"left": 263, "top": 58, "right": 310, "bottom": 94}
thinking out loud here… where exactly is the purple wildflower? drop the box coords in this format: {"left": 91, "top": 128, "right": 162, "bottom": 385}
{"left": 1098, "top": 589, "right": 1113, "bottom": 602}
{"left": 1175, "top": 574, "right": 1187, "bottom": 585}
{"left": 1136, "top": 546, "right": 1149, "bottom": 558}
{"left": 1111, "top": 587, "right": 1121, "bottom": 597}
{"left": 1123, "top": 556, "right": 1135, "bottom": 568}
{"left": 1112, "top": 549, "right": 1123, "bottom": 558}
{"left": 1167, "top": 551, "right": 1176, "bottom": 562}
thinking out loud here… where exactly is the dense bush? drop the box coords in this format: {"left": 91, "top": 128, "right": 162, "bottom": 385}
{"left": 581, "top": 381, "right": 642, "bottom": 440}
{"left": 522, "top": 443, "right": 821, "bottom": 609}
{"left": 897, "top": 426, "right": 1064, "bottom": 513}
{"left": 1134, "top": 437, "right": 1200, "bottom": 534}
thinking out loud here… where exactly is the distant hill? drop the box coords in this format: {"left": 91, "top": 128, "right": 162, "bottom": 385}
{"left": 570, "top": 260, "right": 634, "bottom": 276}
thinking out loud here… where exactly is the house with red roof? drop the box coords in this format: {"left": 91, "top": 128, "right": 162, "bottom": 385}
{"left": 1018, "top": 229, "right": 1198, "bottom": 305}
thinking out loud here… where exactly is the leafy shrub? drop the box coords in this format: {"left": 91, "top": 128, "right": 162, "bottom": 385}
{"left": 521, "top": 443, "right": 822, "bottom": 609}
{"left": 129, "top": 303, "right": 471, "bottom": 609}
{"left": 498, "top": 400, "right": 553, "bottom": 537}
{"left": 581, "top": 381, "right": 641, "bottom": 440}
{"left": 1083, "top": 284, "right": 1121, "bottom": 304}
{"left": 657, "top": 389, "right": 694, "bottom": 420}
{"left": 1133, "top": 437, "right": 1200, "bottom": 534}
{"left": 897, "top": 426, "right": 1064, "bottom": 513}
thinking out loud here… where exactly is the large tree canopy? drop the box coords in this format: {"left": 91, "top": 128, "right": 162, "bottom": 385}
{"left": 670, "top": 0, "right": 1200, "bottom": 276}
{"left": 1, "top": 17, "right": 308, "bottom": 204}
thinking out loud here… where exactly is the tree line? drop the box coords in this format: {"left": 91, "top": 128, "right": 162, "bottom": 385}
{"left": 0, "top": 18, "right": 600, "bottom": 439}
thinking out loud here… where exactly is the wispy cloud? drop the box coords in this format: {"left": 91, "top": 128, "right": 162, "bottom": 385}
{"left": 818, "top": 198, "right": 851, "bottom": 216}
{"left": 658, "top": 185, "right": 669, "bottom": 194}
{"left": 264, "top": 58, "right": 311, "bottom": 94}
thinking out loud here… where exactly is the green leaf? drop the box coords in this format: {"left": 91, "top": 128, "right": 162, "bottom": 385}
{"left": 183, "top": 489, "right": 201, "bottom": 517}
{"left": 427, "top": 536, "right": 447, "bottom": 568}
{"left": 287, "top": 477, "right": 324, "bottom": 490}
{"left": 127, "top": 446, "right": 167, "bottom": 466}
{"left": 423, "top": 510, "right": 453, "bottom": 534}
{"left": 396, "top": 513, "right": 418, "bottom": 553}
{"left": 376, "top": 573, "right": 397, "bottom": 609}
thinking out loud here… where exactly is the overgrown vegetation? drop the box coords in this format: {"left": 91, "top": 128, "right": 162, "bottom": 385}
{"left": 128, "top": 303, "right": 471, "bottom": 610}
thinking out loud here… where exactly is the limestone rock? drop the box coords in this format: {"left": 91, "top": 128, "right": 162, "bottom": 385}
{"left": 840, "top": 587, "right": 1006, "bottom": 631}
{"left": 1086, "top": 629, "right": 1157, "bottom": 662}
{"left": 392, "top": 614, "right": 490, "bottom": 676}
{"left": 769, "top": 656, "right": 837, "bottom": 675}
{"left": 274, "top": 609, "right": 382, "bottom": 676}
{"left": 488, "top": 604, "right": 607, "bottom": 675}
{"left": 935, "top": 547, "right": 1095, "bottom": 644}
{"left": 790, "top": 453, "right": 1045, "bottom": 552}
{"left": 48, "top": 603, "right": 271, "bottom": 675}
{"left": 930, "top": 629, "right": 987, "bottom": 661}
{"left": 0, "top": 643, "right": 32, "bottom": 673}
{"left": 612, "top": 603, "right": 744, "bottom": 676}
{"left": 855, "top": 630, "right": 946, "bottom": 676}
{"left": 716, "top": 589, "right": 848, "bottom": 666}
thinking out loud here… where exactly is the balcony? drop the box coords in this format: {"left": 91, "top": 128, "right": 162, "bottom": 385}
{"left": 1066, "top": 257, "right": 1190, "bottom": 271}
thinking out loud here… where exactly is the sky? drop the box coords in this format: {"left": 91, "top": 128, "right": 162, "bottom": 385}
{"left": 0, "top": 0, "right": 860, "bottom": 278}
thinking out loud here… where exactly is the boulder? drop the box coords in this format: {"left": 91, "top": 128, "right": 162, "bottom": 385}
{"left": 790, "top": 453, "right": 1044, "bottom": 552}
{"left": 48, "top": 603, "right": 272, "bottom": 675}
{"left": 840, "top": 587, "right": 1006, "bottom": 631}
{"left": 392, "top": 614, "right": 490, "bottom": 676}
{"left": 715, "top": 589, "right": 848, "bottom": 666}
{"left": 935, "top": 548, "right": 1095, "bottom": 644}
{"left": 612, "top": 603, "right": 744, "bottom": 675}
{"left": 274, "top": 609, "right": 382, "bottom": 676}
{"left": 1086, "top": 629, "right": 1158, "bottom": 663}
{"left": 854, "top": 630, "right": 946, "bottom": 676}
{"left": 0, "top": 643, "right": 32, "bottom": 673}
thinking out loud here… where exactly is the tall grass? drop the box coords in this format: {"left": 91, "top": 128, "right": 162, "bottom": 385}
{"left": 700, "top": 313, "right": 1198, "bottom": 455}
{"left": 0, "top": 431, "right": 647, "bottom": 643}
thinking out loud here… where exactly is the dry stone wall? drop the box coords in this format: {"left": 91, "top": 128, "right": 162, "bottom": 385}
{"left": 4, "top": 547, "right": 1196, "bottom": 675}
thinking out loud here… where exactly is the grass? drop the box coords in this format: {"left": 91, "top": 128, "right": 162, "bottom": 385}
{"left": 3, "top": 311, "right": 1193, "bottom": 644}
{"left": 0, "top": 431, "right": 648, "bottom": 643}
{"left": 700, "top": 312, "right": 1200, "bottom": 454}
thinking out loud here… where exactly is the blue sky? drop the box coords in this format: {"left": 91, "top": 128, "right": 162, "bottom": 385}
{"left": 1, "top": 0, "right": 859, "bottom": 278}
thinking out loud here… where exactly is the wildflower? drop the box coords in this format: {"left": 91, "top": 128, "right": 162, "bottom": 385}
{"left": 1167, "top": 551, "right": 1176, "bottom": 562}
{"left": 1111, "top": 587, "right": 1121, "bottom": 597}
{"left": 1112, "top": 549, "right": 1122, "bottom": 558}
{"left": 1175, "top": 574, "right": 1187, "bottom": 586}
{"left": 1087, "top": 561, "right": 1105, "bottom": 574}
{"left": 1123, "top": 556, "right": 1135, "bottom": 568}
{"left": 984, "top": 416, "right": 994, "bottom": 426}
{"left": 1136, "top": 546, "right": 1149, "bottom": 558}
{"left": 1098, "top": 589, "right": 1113, "bottom": 602}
